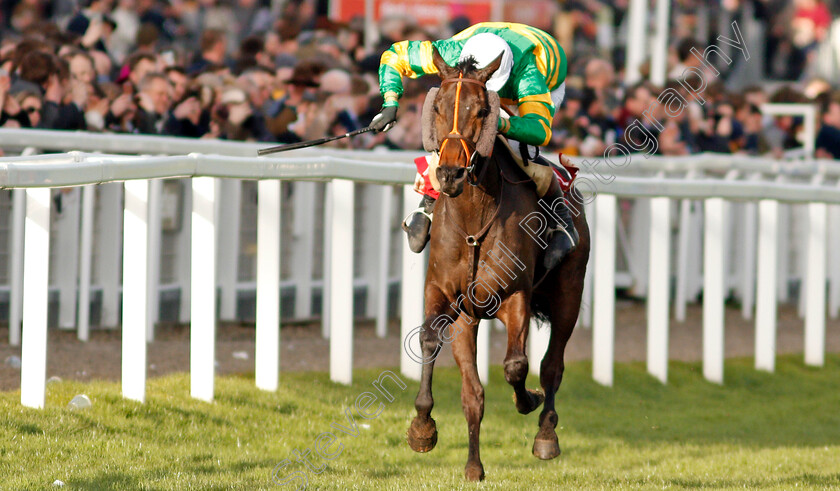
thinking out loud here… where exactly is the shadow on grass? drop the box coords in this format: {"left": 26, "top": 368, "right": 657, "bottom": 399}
{"left": 67, "top": 472, "right": 139, "bottom": 490}
{"left": 521, "top": 355, "right": 840, "bottom": 449}
{"left": 665, "top": 472, "right": 840, "bottom": 488}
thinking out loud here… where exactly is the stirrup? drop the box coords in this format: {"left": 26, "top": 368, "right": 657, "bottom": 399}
{"left": 402, "top": 207, "right": 433, "bottom": 231}
{"left": 549, "top": 224, "right": 577, "bottom": 249}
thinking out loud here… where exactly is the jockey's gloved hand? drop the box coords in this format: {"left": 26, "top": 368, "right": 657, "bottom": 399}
{"left": 371, "top": 105, "right": 398, "bottom": 133}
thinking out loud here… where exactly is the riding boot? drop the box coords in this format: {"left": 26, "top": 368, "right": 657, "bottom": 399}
{"left": 402, "top": 194, "right": 436, "bottom": 253}
{"left": 540, "top": 178, "right": 579, "bottom": 270}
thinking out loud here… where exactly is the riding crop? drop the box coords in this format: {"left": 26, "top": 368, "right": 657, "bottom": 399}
{"left": 257, "top": 126, "right": 376, "bottom": 156}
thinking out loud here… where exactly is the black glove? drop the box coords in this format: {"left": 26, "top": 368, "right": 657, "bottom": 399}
{"left": 371, "top": 105, "right": 398, "bottom": 133}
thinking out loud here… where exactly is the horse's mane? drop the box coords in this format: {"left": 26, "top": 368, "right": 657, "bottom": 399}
{"left": 455, "top": 56, "right": 480, "bottom": 77}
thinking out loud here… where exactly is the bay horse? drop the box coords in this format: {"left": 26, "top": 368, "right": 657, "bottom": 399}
{"left": 406, "top": 47, "right": 590, "bottom": 481}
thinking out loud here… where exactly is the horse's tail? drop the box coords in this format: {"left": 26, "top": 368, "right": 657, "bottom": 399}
{"left": 530, "top": 296, "right": 551, "bottom": 328}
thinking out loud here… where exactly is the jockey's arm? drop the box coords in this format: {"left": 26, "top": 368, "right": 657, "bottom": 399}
{"left": 497, "top": 61, "right": 555, "bottom": 147}
{"left": 378, "top": 40, "right": 461, "bottom": 106}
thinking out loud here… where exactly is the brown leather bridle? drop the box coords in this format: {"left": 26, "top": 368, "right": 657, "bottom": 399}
{"left": 438, "top": 74, "right": 486, "bottom": 176}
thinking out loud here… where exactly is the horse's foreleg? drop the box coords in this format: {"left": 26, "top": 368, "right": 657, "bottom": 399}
{"left": 406, "top": 288, "right": 447, "bottom": 453}
{"left": 497, "top": 292, "right": 544, "bottom": 415}
{"left": 451, "top": 321, "right": 485, "bottom": 481}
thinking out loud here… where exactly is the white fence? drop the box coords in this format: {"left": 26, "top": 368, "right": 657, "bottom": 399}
{"left": 1, "top": 129, "right": 839, "bottom": 409}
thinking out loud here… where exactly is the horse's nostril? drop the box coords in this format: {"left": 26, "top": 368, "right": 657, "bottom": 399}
{"left": 455, "top": 168, "right": 466, "bottom": 179}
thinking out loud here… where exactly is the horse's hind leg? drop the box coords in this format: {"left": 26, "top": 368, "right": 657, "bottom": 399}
{"left": 451, "top": 321, "right": 485, "bottom": 481}
{"left": 406, "top": 287, "right": 449, "bottom": 453}
{"left": 533, "top": 254, "right": 587, "bottom": 460}
{"left": 497, "top": 292, "right": 544, "bottom": 415}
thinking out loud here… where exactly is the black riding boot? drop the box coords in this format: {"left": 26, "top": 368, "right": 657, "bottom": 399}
{"left": 519, "top": 143, "right": 579, "bottom": 269}
{"left": 402, "top": 195, "right": 436, "bottom": 253}
{"left": 540, "top": 178, "right": 579, "bottom": 271}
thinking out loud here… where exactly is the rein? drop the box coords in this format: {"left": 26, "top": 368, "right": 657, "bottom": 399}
{"left": 438, "top": 75, "right": 486, "bottom": 176}
{"left": 441, "top": 157, "right": 504, "bottom": 288}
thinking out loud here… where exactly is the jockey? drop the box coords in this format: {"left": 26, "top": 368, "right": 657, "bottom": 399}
{"left": 370, "top": 22, "right": 579, "bottom": 270}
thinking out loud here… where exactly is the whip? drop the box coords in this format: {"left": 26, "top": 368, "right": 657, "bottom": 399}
{"left": 257, "top": 126, "right": 376, "bottom": 156}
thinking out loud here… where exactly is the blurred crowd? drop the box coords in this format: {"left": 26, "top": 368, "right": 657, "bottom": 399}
{"left": 0, "top": 0, "right": 839, "bottom": 159}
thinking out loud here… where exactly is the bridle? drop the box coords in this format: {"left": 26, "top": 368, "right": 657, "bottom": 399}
{"left": 438, "top": 74, "right": 487, "bottom": 180}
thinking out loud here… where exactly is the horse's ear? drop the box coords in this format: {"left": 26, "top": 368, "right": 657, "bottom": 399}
{"left": 475, "top": 53, "right": 504, "bottom": 84}
{"left": 431, "top": 45, "right": 457, "bottom": 79}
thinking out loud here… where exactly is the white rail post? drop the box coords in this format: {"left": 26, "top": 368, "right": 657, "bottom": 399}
{"left": 177, "top": 181, "right": 192, "bottom": 324}
{"left": 740, "top": 201, "right": 758, "bottom": 319}
{"left": 98, "top": 183, "right": 124, "bottom": 328}
{"left": 322, "top": 182, "right": 333, "bottom": 338}
{"left": 674, "top": 199, "right": 691, "bottom": 322}
{"left": 628, "top": 198, "right": 650, "bottom": 297}
{"left": 9, "top": 189, "right": 25, "bottom": 346}
{"left": 20, "top": 188, "right": 51, "bottom": 409}
{"left": 829, "top": 200, "right": 840, "bottom": 319}
{"left": 190, "top": 177, "right": 217, "bottom": 402}
{"left": 528, "top": 318, "right": 550, "bottom": 376}
{"left": 805, "top": 198, "right": 827, "bottom": 367}
{"left": 703, "top": 198, "right": 725, "bottom": 384}
{"left": 624, "top": 0, "right": 648, "bottom": 85}
{"left": 9, "top": 147, "right": 37, "bottom": 346}
{"left": 376, "top": 185, "right": 394, "bottom": 338}
{"left": 400, "top": 185, "right": 424, "bottom": 381}
{"left": 674, "top": 171, "right": 699, "bottom": 322}
{"left": 755, "top": 199, "right": 778, "bottom": 372}
{"left": 122, "top": 180, "right": 149, "bottom": 403}
{"left": 292, "top": 182, "right": 315, "bottom": 318}
{"left": 56, "top": 188, "right": 81, "bottom": 330}
{"left": 362, "top": 184, "right": 380, "bottom": 319}
{"left": 647, "top": 196, "right": 670, "bottom": 383}
{"left": 796, "top": 203, "right": 808, "bottom": 319}
{"left": 146, "top": 179, "right": 162, "bottom": 341}
{"left": 477, "top": 319, "right": 490, "bottom": 385}
{"left": 77, "top": 185, "right": 96, "bottom": 341}
{"left": 650, "top": 0, "right": 671, "bottom": 86}
{"left": 776, "top": 204, "right": 790, "bottom": 303}
{"left": 216, "top": 179, "right": 242, "bottom": 322}
{"left": 329, "top": 179, "right": 355, "bottom": 385}
{"left": 592, "top": 193, "right": 616, "bottom": 387}
{"left": 256, "top": 179, "right": 281, "bottom": 391}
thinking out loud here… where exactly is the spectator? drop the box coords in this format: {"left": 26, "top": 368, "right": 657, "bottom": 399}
{"left": 0, "top": 73, "right": 31, "bottom": 128}
{"left": 134, "top": 71, "right": 171, "bottom": 134}
{"left": 211, "top": 86, "right": 271, "bottom": 141}
{"left": 15, "top": 91, "right": 44, "bottom": 128}
{"left": 188, "top": 28, "right": 227, "bottom": 75}
{"left": 816, "top": 97, "right": 840, "bottom": 159}
{"left": 123, "top": 51, "right": 157, "bottom": 91}
{"left": 265, "top": 60, "right": 323, "bottom": 142}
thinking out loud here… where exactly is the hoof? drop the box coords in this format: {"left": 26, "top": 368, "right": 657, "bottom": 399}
{"left": 464, "top": 461, "right": 485, "bottom": 481}
{"left": 513, "top": 389, "right": 545, "bottom": 415}
{"left": 407, "top": 417, "right": 437, "bottom": 453}
{"left": 532, "top": 438, "right": 561, "bottom": 460}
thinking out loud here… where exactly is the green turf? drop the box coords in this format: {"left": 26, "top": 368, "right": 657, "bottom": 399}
{"left": 2, "top": 355, "right": 840, "bottom": 490}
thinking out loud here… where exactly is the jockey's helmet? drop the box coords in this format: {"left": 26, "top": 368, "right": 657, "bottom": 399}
{"left": 458, "top": 33, "right": 514, "bottom": 93}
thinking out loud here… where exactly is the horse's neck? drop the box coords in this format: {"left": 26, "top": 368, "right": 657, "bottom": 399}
{"left": 445, "top": 158, "right": 502, "bottom": 223}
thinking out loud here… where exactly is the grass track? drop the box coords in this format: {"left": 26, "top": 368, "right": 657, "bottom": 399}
{"left": 1, "top": 355, "right": 840, "bottom": 489}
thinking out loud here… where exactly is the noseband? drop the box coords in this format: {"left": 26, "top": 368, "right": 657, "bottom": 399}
{"left": 438, "top": 75, "right": 487, "bottom": 180}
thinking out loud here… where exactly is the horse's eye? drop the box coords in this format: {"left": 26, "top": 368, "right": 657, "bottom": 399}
{"left": 433, "top": 104, "right": 440, "bottom": 114}
{"left": 477, "top": 108, "right": 488, "bottom": 118}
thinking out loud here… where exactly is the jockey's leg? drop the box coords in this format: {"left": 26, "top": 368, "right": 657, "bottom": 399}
{"left": 402, "top": 154, "right": 440, "bottom": 253}
{"left": 519, "top": 143, "right": 579, "bottom": 270}
{"left": 402, "top": 194, "right": 436, "bottom": 253}
{"left": 540, "top": 175, "right": 579, "bottom": 270}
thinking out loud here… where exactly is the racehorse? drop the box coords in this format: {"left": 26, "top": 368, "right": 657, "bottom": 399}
{"left": 406, "top": 47, "right": 590, "bottom": 481}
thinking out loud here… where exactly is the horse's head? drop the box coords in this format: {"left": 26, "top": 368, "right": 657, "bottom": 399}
{"left": 428, "top": 46, "right": 502, "bottom": 198}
